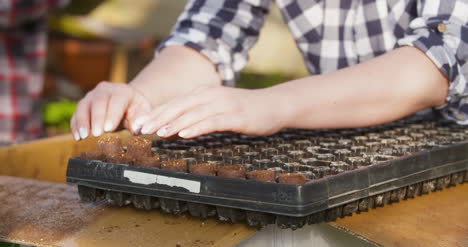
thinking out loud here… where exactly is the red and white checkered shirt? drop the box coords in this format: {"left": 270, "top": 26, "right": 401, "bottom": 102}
{"left": 0, "top": 0, "right": 68, "bottom": 144}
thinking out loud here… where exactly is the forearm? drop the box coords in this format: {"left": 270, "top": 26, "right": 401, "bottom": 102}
{"left": 272, "top": 46, "right": 449, "bottom": 129}
{"left": 130, "top": 46, "right": 221, "bottom": 107}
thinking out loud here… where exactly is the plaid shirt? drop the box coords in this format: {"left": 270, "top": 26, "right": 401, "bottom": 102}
{"left": 159, "top": 0, "right": 468, "bottom": 124}
{"left": 0, "top": 0, "right": 68, "bottom": 144}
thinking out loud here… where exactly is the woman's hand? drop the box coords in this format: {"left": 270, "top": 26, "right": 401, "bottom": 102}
{"left": 70, "top": 81, "right": 152, "bottom": 140}
{"left": 138, "top": 86, "right": 291, "bottom": 138}
{"left": 69, "top": 46, "right": 222, "bottom": 141}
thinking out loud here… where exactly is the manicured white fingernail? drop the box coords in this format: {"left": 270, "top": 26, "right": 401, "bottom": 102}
{"left": 157, "top": 125, "right": 170, "bottom": 137}
{"left": 133, "top": 116, "right": 149, "bottom": 133}
{"left": 79, "top": 127, "right": 88, "bottom": 139}
{"left": 73, "top": 131, "right": 81, "bottom": 141}
{"left": 132, "top": 124, "right": 143, "bottom": 134}
{"left": 92, "top": 127, "right": 102, "bottom": 137}
{"left": 104, "top": 121, "right": 113, "bottom": 132}
{"left": 140, "top": 124, "right": 152, "bottom": 135}
{"left": 178, "top": 129, "right": 192, "bottom": 138}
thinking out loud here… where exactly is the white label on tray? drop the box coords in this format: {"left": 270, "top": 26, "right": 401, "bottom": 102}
{"left": 123, "top": 170, "right": 201, "bottom": 193}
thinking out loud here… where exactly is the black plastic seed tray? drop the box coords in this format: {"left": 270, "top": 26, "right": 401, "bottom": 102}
{"left": 66, "top": 115, "right": 468, "bottom": 229}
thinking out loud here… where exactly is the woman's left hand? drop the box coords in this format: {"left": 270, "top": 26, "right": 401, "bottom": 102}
{"left": 137, "top": 85, "right": 291, "bottom": 138}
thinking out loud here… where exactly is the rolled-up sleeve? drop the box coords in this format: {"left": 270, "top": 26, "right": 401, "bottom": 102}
{"left": 157, "top": 0, "right": 271, "bottom": 86}
{"left": 397, "top": 0, "right": 468, "bottom": 124}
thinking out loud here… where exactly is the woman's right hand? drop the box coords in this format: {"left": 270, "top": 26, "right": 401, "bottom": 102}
{"left": 70, "top": 81, "right": 152, "bottom": 141}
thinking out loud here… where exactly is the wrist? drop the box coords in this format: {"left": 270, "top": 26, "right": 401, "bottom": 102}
{"left": 261, "top": 84, "right": 300, "bottom": 130}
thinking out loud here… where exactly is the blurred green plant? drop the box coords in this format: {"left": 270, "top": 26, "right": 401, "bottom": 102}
{"left": 42, "top": 99, "right": 77, "bottom": 131}
{"left": 49, "top": 15, "right": 97, "bottom": 38}
{"left": 48, "top": 0, "right": 103, "bottom": 37}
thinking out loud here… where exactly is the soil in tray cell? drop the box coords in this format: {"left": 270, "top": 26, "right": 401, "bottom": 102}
{"left": 80, "top": 151, "right": 106, "bottom": 161}
{"left": 135, "top": 155, "right": 161, "bottom": 168}
{"left": 217, "top": 165, "right": 246, "bottom": 179}
{"left": 189, "top": 163, "right": 217, "bottom": 176}
{"left": 161, "top": 159, "right": 188, "bottom": 172}
{"left": 107, "top": 153, "right": 133, "bottom": 165}
{"left": 126, "top": 136, "right": 152, "bottom": 159}
{"left": 246, "top": 170, "right": 275, "bottom": 182}
{"left": 278, "top": 173, "right": 306, "bottom": 185}
{"left": 97, "top": 135, "right": 123, "bottom": 154}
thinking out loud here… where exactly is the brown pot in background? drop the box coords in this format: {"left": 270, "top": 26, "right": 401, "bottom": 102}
{"left": 49, "top": 35, "right": 113, "bottom": 91}
{"left": 42, "top": 73, "right": 57, "bottom": 97}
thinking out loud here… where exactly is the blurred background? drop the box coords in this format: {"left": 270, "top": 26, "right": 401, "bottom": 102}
{"left": 41, "top": 0, "right": 308, "bottom": 138}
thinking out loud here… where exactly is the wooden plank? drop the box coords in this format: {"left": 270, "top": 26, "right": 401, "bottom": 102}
{"left": 0, "top": 176, "right": 256, "bottom": 247}
{"left": 109, "top": 44, "right": 128, "bottom": 83}
{"left": 330, "top": 184, "right": 468, "bottom": 247}
{"left": 0, "top": 133, "right": 130, "bottom": 182}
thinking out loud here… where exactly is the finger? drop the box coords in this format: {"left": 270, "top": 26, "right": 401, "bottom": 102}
{"left": 178, "top": 114, "right": 242, "bottom": 138}
{"left": 74, "top": 96, "right": 92, "bottom": 140}
{"left": 140, "top": 93, "right": 211, "bottom": 135}
{"left": 123, "top": 118, "right": 132, "bottom": 131}
{"left": 127, "top": 99, "right": 152, "bottom": 134}
{"left": 104, "top": 93, "right": 130, "bottom": 133}
{"left": 90, "top": 92, "right": 110, "bottom": 137}
{"left": 70, "top": 115, "right": 80, "bottom": 141}
{"left": 164, "top": 103, "right": 221, "bottom": 137}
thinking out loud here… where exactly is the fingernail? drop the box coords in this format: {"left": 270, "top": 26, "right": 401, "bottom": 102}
{"left": 79, "top": 127, "right": 88, "bottom": 139}
{"left": 133, "top": 116, "right": 149, "bottom": 133}
{"left": 132, "top": 124, "right": 143, "bottom": 134}
{"left": 140, "top": 124, "right": 152, "bottom": 135}
{"left": 92, "top": 127, "right": 102, "bottom": 137}
{"left": 73, "top": 131, "right": 81, "bottom": 141}
{"left": 157, "top": 125, "right": 170, "bottom": 137}
{"left": 178, "top": 129, "right": 192, "bottom": 138}
{"left": 104, "top": 121, "right": 113, "bottom": 132}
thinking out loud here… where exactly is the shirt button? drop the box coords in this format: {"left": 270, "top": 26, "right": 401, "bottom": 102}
{"left": 437, "top": 23, "right": 446, "bottom": 33}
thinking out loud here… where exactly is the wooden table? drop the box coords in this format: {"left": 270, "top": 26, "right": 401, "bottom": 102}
{"left": 0, "top": 176, "right": 255, "bottom": 247}
{"left": 331, "top": 183, "right": 468, "bottom": 247}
